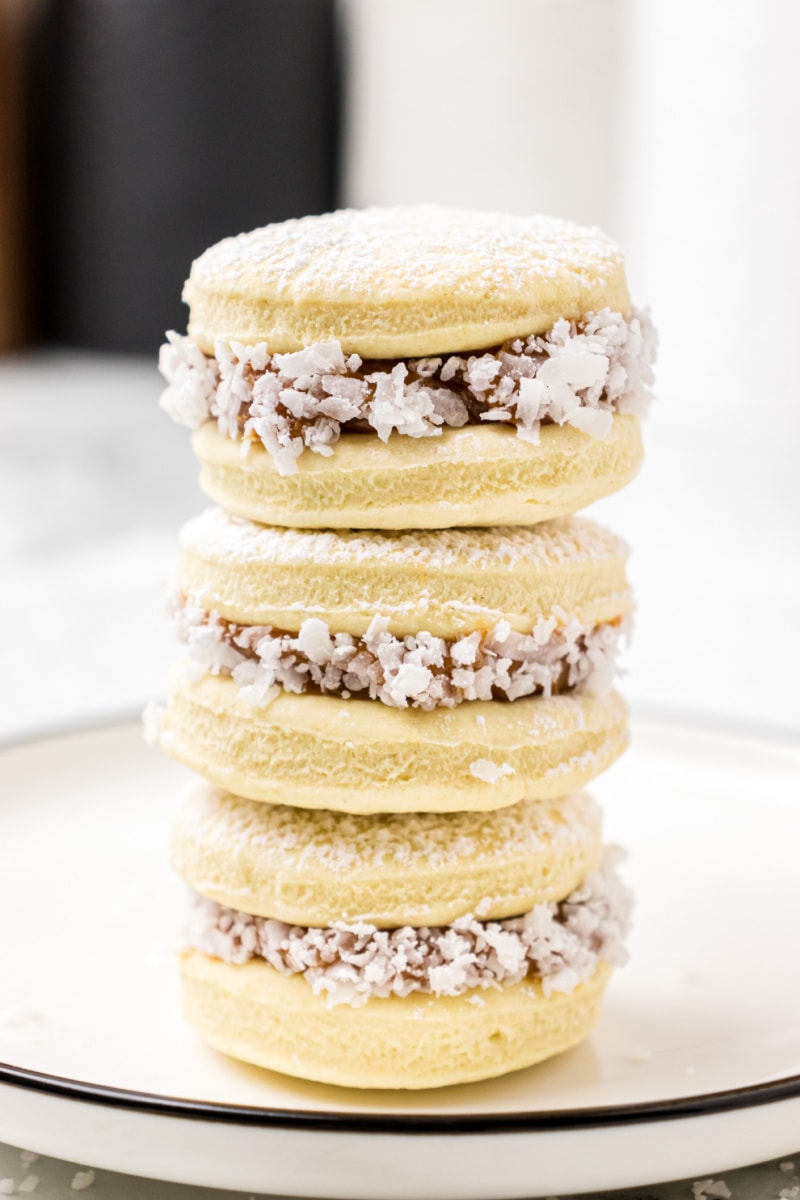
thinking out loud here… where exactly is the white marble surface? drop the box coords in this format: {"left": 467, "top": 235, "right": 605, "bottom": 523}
{"left": 0, "top": 1140, "right": 797, "bottom": 1199}
{"left": 0, "top": 353, "right": 197, "bottom": 740}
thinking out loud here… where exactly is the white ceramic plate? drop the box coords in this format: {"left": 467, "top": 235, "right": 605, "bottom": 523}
{"left": 0, "top": 716, "right": 799, "bottom": 1198}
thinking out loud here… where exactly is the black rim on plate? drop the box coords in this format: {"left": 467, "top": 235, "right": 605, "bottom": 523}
{"left": 1, "top": 1063, "right": 800, "bottom": 1132}
{"left": 1, "top": 713, "right": 799, "bottom": 1133}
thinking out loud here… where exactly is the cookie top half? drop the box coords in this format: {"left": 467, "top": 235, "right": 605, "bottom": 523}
{"left": 176, "top": 507, "right": 631, "bottom": 637}
{"left": 172, "top": 780, "right": 603, "bottom": 927}
{"left": 184, "top": 206, "right": 630, "bottom": 357}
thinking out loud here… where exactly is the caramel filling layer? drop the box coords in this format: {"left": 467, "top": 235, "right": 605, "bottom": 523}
{"left": 175, "top": 597, "right": 625, "bottom": 710}
{"left": 186, "top": 849, "right": 632, "bottom": 1008}
{"left": 159, "top": 308, "right": 656, "bottom": 475}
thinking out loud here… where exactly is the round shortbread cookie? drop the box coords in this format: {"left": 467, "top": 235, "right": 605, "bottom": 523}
{"left": 191, "top": 415, "right": 643, "bottom": 531}
{"left": 161, "top": 675, "right": 627, "bottom": 813}
{"left": 171, "top": 781, "right": 602, "bottom": 928}
{"left": 184, "top": 206, "right": 629, "bottom": 358}
{"left": 177, "top": 506, "right": 631, "bottom": 637}
{"left": 180, "top": 950, "right": 611, "bottom": 1090}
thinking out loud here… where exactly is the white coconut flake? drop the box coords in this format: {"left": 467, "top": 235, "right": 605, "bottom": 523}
{"left": 158, "top": 331, "right": 219, "bottom": 429}
{"left": 70, "top": 1170, "right": 95, "bottom": 1192}
{"left": 158, "top": 308, "right": 655, "bottom": 472}
{"left": 186, "top": 849, "right": 632, "bottom": 1007}
{"left": 469, "top": 759, "right": 515, "bottom": 784}
{"left": 174, "top": 601, "right": 625, "bottom": 711}
{"left": 693, "top": 1181, "right": 732, "bottom": 1200}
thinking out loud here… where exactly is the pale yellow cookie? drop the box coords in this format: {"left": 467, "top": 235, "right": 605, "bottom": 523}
{"left": 161, "top": 676, "right": 627, "bottom": 813}
{"left": 177, "top": 506, "right": 631, "bottom": 637}
{"left": 171, "top": 780, "right": 602, "bottom": 927}
{"left": 180, "top": 950, "right": 611, "bottom": 1090}
{"left": 184, "top": 206, "right": 629, "bottom": 357}
{"left": 191, "top": 415, "right": 643, "bottom": 531}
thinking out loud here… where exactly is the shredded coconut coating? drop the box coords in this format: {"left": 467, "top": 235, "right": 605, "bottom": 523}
{"left": 186, "top": 849, "right": 632, "bottom": 1007}
{"left": 174, "top": 598, "right": 625, "bottom": 710}
{"left": 159, "top": 309, "right": 656, "bottom": 475}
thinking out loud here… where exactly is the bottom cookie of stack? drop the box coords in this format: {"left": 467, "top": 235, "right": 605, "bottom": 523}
{"left": 172, "top": 782, "right": 632, "bottom": 1089}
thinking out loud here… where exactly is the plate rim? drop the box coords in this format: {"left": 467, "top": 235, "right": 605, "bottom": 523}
{"left": 2, "top": 709, "right": 799, "bottom": 1136}
{"left": 1, "top": 1062, "right": 800, "bottom": 1134}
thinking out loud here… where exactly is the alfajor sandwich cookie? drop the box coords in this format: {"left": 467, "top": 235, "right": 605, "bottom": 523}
{"left": 174, "top": 781, "right": 632, "bottom": 1089}
{"left": 159, "top": 207, "right": 655, "bottom": 529}
{"left": 157, "top": 507, "right": 632, "bottom": 812}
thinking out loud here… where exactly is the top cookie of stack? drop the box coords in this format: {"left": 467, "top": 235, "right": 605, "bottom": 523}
{"left": 160, "top": 206, "right": 655, "bottom": 530}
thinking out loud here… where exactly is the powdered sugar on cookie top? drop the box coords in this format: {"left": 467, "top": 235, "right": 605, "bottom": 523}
{"left": 175, "top": 784, "right": 602, "bottom": 877}
{"left": 159, "top": 307, "right": 655, "bottom": 474}
{"left": 186, "top": 847, "right": 632, "bottom": 1006}
{"left": 186, "top": 207, "right": 625, "bottom": 299}
{"left": 180, "top": 505, "right": 629, "bottom": 572}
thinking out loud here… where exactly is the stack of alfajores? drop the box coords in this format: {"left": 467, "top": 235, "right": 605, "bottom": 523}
{"left": 151, "top": 207, "right": 656, "bottom": 1089}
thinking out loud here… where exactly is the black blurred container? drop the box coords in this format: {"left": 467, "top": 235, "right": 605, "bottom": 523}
{"left": 30, "top": 0, "right": 340, "bottom": 352}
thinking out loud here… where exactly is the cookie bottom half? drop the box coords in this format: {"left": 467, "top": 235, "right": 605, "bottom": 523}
{"left": 192, "top": 415, "right": 643, "bottom": 530}
{"left": 180, "top": 950, "right": 611, "bottom": 1090}
{"left": 162, "top": 675, "right": 628, "bottom": 813}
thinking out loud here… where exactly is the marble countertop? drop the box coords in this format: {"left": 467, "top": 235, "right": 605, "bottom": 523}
{"left": 0, "top": 1140, "right": 798, "bottom": 1200}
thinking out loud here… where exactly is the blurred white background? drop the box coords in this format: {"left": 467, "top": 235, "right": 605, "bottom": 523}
{"left": 2, "top": 0, "right": 799, "bottom": 738}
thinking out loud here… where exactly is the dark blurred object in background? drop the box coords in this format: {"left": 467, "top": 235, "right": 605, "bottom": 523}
{"left": 0, "top": 0, "right": 29, "bottom": 349}
{"left": 28, "top": 0, "right": 340, "bottom": 353}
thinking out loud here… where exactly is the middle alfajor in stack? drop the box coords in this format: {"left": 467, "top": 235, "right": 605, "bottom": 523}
{"left": 161, "top": 509, "right": 631, "bottom": 813}
{"left": 154, "top": 206, "right": 651, "bottom": 1089}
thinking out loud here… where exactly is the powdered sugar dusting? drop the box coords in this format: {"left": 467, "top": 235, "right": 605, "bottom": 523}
{"left": 543, "top": 742, "right": 618, "bottom": 780}
{"left": 175, "top": 783, "right": 601, "bottom": 876}
{"left": 188, "top": 207, "right": 624, "bottom": 299}
{"left": 180, "top": 505, "right": 628, "bottom": 572}
{"left": 186, "top": 848, "right": 631, "bottom": 1007}
{"left": 159, "top": 307, "right": 655, "bottom": 474}
{"left": 174, "top": 599, "right": 625, "bottom": 710}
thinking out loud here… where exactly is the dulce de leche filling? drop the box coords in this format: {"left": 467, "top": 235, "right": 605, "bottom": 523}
{"left": 159, "top": 308, "right": 656, "bottom": 475}
{"left": 186, "top": 849, "right": 632, "bottom": 1008}
{"left": 174, "top": 596, "right": 626, "bottom": 710}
